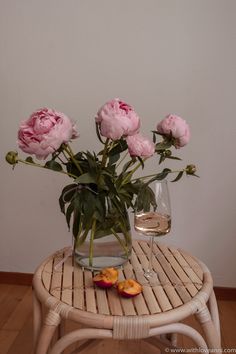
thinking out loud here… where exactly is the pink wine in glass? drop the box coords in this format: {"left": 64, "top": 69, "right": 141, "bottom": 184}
{"left": 134, "top": 211, "right": 171, "bottom": 236}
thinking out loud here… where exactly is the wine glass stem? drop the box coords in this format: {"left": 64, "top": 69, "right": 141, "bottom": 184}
{"left": 147, "top": 235, "right": 154, "bottom": 273}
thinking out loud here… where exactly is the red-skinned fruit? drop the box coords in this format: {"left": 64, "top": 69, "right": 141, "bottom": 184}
{"left": 117, "top": 279, "right": 142, "bottom": 298}
{"left": 93, "top": 267, "right": 119, "bottom": 288}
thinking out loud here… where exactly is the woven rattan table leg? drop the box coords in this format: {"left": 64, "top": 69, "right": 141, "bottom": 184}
{"left": 208, "top": 291, "right": 221, "bottom": 338}
{"left": 148, "top": 323, "right": 208, "bottom": 350}
{"left": 33, "top": 290, "right": 42, "bottom": 350}
{"left": 35, "top": 309, "right": 61, "bottom": 354}
{"left": 49, "top": 328, "right": 113, "bottom": 354}
{"left": 145, "top": 336, "right": 178, "bottom": 352}
{"left": 160, "top": 333, "right": 177, "bottom": 346}
{"left": 159, "top": 334, "right": 177, "bottom": 354}
{"left": 195, "top": 305, "right": 221, "bottom": 352}
{"left": 58, "top": 319, "right": 65, "bottom": 339}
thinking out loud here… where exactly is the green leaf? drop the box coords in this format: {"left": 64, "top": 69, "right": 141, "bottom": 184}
{"left": 65, "top": 201, "right": 75, "bottom": 229}
{"left": 147, "top": 168, "right": 172, "bottom": 184}
{"left": 137, "top": 156, "right": 144, "bottom": 169}
{"left": 59, "top": 183, "right": 78, "bottom": 214}
{"left": 171, "top": 171, "right": 184, "bottom": 182}
{"left": 167, "top": 156, "right": 182, "bottom": 161}
{"left": 108, "top": 139, "right": 128, "bottom": 156}
{"left": 159, "top": 154, "right": 166, "bottom": 164}
{"left": 85, "top": 151, "right": 98, "bottom": 172}
{"left": 135, "top": 184, "right": 157, "bottom": 212}
{"left": 109, "top": 153, "right": 120, "bottom": 166}
{"left": 103, "top": 174, "right": 117, "bottom": 195}
{"left": 45, "top": 160, "right": 63, "bottom": 172}
{"left": 155, "top": 139, "right": 172, "bottom": 151}
{"left": 72, "top": 197, "right": 82, "bottom": 237}
{"left": 75, "top": 173, "right": 97, "bottom": 184}
{"left": 152, "top": 132, "right": 156, "bottom": 144}
{"left": 122, "top": 159, "right": 135, "bottom": 173}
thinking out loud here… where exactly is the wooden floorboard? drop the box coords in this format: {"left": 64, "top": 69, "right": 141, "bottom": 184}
{"left": 0, "top": 284, "right": 236, "bottom": 354}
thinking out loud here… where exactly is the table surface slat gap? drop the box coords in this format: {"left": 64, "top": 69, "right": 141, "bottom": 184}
{"left": 153, "top": 243, "right": 192, "bottom": 303}
{"left": 133, "top": 242, "right": 162, "bottom": 314}
{"left": 107, "top": 288, "right": 123, "bottom": 315}
{"left": 73, "top": 264, "right": 84, "bottom": 310}
{"left": 138, "top": 241, "right": 184, "bottom": 308}
{"left": 118, "top": 269, "right": 137, "bottom": 316}
{"left": 179, "top": 250, "right": 204, "bottom": 281}
{"left": 42, "top": 258, "right": 53, "bottom": 292}
{"left": 161, "top": 250, "right": 199, "bottom": 297}
{"left": 61, "top": 255, "right": 73, "bottom": 306}
{"left": 84, "top": 270, "right": 97, "bottom": 314}
{"left": 130, "top": 252, "right": 152, "bottom": 314}
{"left": 123, "top": 260, "right": 149, "bottom": 315}
{"left": 168, "top": 247, "right": 203, "bottom": 291}
{"left": 50, "top": 254, "right": 63, "bottom": 300}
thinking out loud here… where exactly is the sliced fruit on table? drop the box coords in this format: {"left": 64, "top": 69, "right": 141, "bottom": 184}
{"left": 117, "top": 279, "right": 142, "bottom": 298}
{"left": 93, "top": 267, "right": 119, "bottom": 288}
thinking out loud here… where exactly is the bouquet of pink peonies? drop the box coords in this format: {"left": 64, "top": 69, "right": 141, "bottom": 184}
{"left": 6, "top": 98, "right": 196, "bottom": 268}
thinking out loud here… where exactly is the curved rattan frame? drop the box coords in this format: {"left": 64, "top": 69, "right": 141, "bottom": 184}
{"left": 32, "top": 245, "right": 221, "bottom": 354}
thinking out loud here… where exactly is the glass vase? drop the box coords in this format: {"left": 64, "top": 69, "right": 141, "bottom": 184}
{"left": 73, "top": 202, "right": 132, "bottom": 270}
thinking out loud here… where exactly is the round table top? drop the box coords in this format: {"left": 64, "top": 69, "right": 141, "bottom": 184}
{"left": 35, "top": 240, "right": 212, "bottom": 319}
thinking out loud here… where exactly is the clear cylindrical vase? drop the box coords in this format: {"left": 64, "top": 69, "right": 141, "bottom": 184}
{"left": 74, "top": 204, "right": 132, "bottom": 270}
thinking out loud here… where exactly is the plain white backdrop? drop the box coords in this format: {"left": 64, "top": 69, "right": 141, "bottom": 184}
{"left": 1, "top": 0, "right": 236, "bottom": 286}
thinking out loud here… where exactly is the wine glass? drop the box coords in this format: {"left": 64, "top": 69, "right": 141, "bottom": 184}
{"left": 134, "top": 180, "right": 171, "bottom": 280}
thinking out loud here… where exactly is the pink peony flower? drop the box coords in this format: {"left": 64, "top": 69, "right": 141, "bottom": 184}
{"left": 126, "top": 133, "right": 155, "bottom": 158}
{"left": 18, "top": 108, "right": 78, "bottom": 159}
{"left": 156, "top": 114, "right": 190, "bottom": 148}
{"left": 95, "top": 98, "right": 140, "bottom": 140}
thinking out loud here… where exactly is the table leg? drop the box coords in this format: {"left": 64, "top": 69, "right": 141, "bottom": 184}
{"left": 160, "top": 333, "right": 178, "bottom": 346}
{"left": 195, "top": 304, "right": 221, "bottom": 352}
{"left": 208, "top": 291, "right": 221, "bottom": 338}
{"left": 146, "top": 323, "right": 208, "bottom": 350}
{"left": 35, "top": 309, "right": 61, "bottom": 354}
{"left": 49, "top": 328, "right": 113, "bottom": 354}
{"left": 33, "top": 290, "right": 42, "bottom": 350}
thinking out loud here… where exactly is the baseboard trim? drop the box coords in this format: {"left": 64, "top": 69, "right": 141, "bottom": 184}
{"left": 0, "top": 271, "right": 33, "bottom": 286}
{"left": 0, "top": 271, "right": 235, "bottom": 300}
{"left": 213, "top": 287, "right": 236, "bottom": 301}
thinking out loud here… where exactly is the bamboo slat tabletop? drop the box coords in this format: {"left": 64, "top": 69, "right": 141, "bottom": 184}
{"left": 41, "top": 240, "right": 204, "bottom": 317}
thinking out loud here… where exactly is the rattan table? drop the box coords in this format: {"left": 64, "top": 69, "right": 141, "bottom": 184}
{"left": 32, "top": 240, "right": 221, "bottom": 354}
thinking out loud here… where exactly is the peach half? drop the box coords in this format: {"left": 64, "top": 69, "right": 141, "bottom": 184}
{"left": 117, "top": 279, "right": 142, "bottom": 298}
{"left": 93, "top": 267, "right": 119, "bottom": 288}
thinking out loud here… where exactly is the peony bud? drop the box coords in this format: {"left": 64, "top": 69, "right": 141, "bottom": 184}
{"left": 186, "top": 164, "right": 197, "bottom": 175}
{"left": 164, "top": 150, "right": 172, "bottom": 157}
{"left": 5, "top": 151, "right": 18, "bottom": 165}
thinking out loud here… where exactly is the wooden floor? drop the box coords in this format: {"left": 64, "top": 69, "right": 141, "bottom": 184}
{"left": 0, "top": 284, "right": 235, "bottom": 354}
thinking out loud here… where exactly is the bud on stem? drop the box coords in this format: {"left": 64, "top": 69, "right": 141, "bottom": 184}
{"left": 186, "top": 164, "right": 197, "bottom": 175}
{"left": 5, "top": 151, "right": 18, "bottom": 165}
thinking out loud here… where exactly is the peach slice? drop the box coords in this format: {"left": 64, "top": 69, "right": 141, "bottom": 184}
{"left": 93, "top": 267, "right": 119, "bottom": 288}
{"left": 117, "top": 279, "right": 142, "bottom": 298}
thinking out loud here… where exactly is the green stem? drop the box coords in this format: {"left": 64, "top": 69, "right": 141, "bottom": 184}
{"left": 55, "top": 154, "right": 66, "bottom": 165}
{"left": 118, "top": 221, "right": 132, "bottom": 244}
{"left": 100, "top": 138, "right": 110, "bottom": 169}
{"left": 131, "top": 168, "right": 188, "bottom": 182}
{"left": 110, "top": 228, "right": 129, "bottom": 258}
{"left": 89, "top": 219, "right": 97, "bottom": 267}
{"left": 17, "top": 158, "right": 78, "bottom": 179}
{"left": 122, "top": 157, "right": 148, "bottom": 185}
{"left": 75, "top": 226, "right": 90, "bottom": 248}
{"left": 116, "top": 151, "right": 129, "bottom": 168}
{"left": 63, "top": 143, "right": 83, "bottom": 175}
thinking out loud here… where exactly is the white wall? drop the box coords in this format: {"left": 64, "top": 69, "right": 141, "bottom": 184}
{"left": 1, "top": 0, "right": 235, "bottom": 286}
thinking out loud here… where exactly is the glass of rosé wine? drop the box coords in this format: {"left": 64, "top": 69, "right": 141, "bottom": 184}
{"left": 134, "top": 180, "right": 171, "bottom": 280}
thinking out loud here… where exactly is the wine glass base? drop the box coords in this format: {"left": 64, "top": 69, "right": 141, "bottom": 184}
{"left": 143, "top": 269, "right": 155, "bottom": 279}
